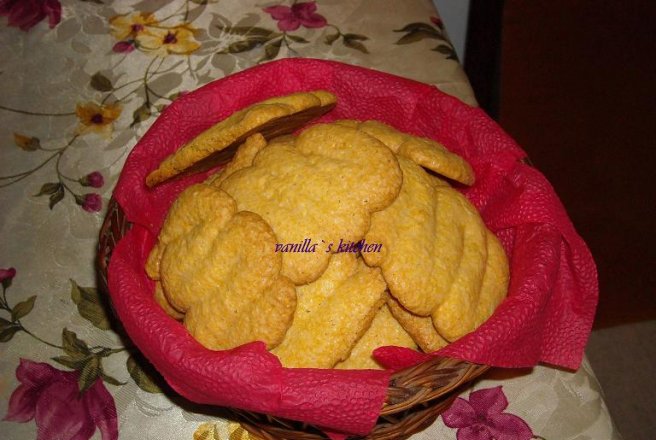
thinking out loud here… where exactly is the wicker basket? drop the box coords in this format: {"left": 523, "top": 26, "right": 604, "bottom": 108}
{"left": 97, "top": 198, "right": 490, "bottom": 440}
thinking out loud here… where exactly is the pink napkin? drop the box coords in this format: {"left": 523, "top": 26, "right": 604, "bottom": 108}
{"left": 108, "top": 58, "right": 598, "bottom": 436}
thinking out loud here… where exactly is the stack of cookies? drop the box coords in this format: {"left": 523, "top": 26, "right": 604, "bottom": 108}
{"left": 144, "top": 91, "right": 509, "bottom": 369}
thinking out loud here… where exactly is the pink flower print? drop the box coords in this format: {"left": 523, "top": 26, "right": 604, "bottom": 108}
{"left": 4, "top": 359, "right": 118, "bottom": 440}
{"left": 80, "top": 171, "right": 105, "bottom": 188}
{"left": 430, "top": 15, "right": 444, "bottom": 28}
{"left": 0, "top": 267, "right": 16, "bottom": 284}
{"left": 112, "top": 40, "right": 135, "bottom": 53}
{"left": 76, "top": 193, "right": 103, "bottom": 213}
{"left": 442, "top": 386, "right": 533, "bottom": 440}
{"left": 263, "top": 1, "right": 327, "bottom": 32}
{"left": 0, "top": 0, "right": 61, "bottom": 31}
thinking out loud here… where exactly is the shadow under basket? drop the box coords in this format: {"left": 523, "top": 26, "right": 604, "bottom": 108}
{"left": 97, "top": 198, "right": 490, "bottom": 440}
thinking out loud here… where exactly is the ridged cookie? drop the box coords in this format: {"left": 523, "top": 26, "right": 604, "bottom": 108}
{"left": 220, "top": 123, "right": 402, "bottom": 284}
{"left": 430, "top": 185, "right": 489, "bottom": 342}
{"left": 386, "top": 295, "right": 448, "bottom": 353}
{"left": 146, "top": 90, "right": 336, "bottom": 186}
{"left": 335, "top": 119, "right": 475, "bottom": 185}
{"left": 272, "top": 254, "right": 387, "bottom": 368}
{"left": 147, "top": 183, "right": 296, "bottom": 350}
{"left": 473, "top": 230, "right": 510, "bottom": 329}
{"left": 336, "top": 303, "right": 417, "bottom": 370}
{"left": 363, "top": 157, "right": 469, "bottom": 316}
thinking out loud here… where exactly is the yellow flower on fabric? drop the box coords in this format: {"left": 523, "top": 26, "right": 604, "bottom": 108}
{"left": 192, "top": 422, "right": 257, "bottom": 440}
{"left": 109, "top": 12, "right": 158, "bottom": 40}
{"left": 136, "top": 24, "right": 200, "bottom": 56}
{"left": 76, "top": 102, "right": 122, "bottom": 137}
{"left": 193, "top": 422, "right": 221, "bottom": 440}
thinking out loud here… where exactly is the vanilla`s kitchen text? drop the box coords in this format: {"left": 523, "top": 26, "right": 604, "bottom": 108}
{"left": 275, "top": 239, "right": 382, "bottom": 253}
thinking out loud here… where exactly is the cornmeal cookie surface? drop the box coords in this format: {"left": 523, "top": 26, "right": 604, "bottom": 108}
{"left": 336, "top": 119, "right": 475, "bottom": 185}
{"left": 430, "top": 185, "right": 489, "bottom": 341}
{"left": 336, "top": 303, "right": 416, "bottom": 370}
{"left": 474, "top": 231, "right": 510, "bottom": 329}
{"left": 145, "top": 182, "right": 237, "bottom": 281}
{"left": 272, "top": 254, "right": 387, "bottom": 368}
{"left": 363, "top": 156, "right": 447, "bottom": 316}
{"left": 146, "top": 90, "right": 336, "bottom": 186}
{"left": 220, "top": 123, "right": 402, "bottom": 284}
{"left": 362, "top": 155, "right": 505, "bottom": 344}
{"left": 147, "top": 183, "right": 296, "bottom": 350}
{"left": 386, "top": 296, "right": 448, "bottom": 353}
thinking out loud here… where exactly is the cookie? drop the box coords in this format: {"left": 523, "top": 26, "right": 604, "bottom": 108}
{"left": 272, "top": 254, "right": 387, "bottom": 368}
{"left": 146, "top": 90, "right": 337, "bottom": 186}
{"left": 473, "top": 230, "right": 510, "bottom": 328}
{"left": 362, "top": 156, "right": 445, "bottom": 315}
{"left": 145, "top": 182, "right": 237, "bottom": 281}
{"left": 220, "top": 123, "right": 402, "bottom": 284}
{"left": 147, "top": 183, "right": 296, "bottom": 350}
{"left": 386, "top": 295, "right": 448, "bottom": 353}
{"left": 336, "top": 119, "right": 475, "bottom": 185}
{"left": 430, "top": 187, "right": 490, "bottom": 342}
{"left": 153, "top": 281, "right": 184, "bottom": 320}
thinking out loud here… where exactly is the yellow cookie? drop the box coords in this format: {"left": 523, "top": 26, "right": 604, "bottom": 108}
{"left": 220, "top": 123, "right": 402, "bottom": 284}
{"left": 336, "top": 303, "right": 416, "bottom": 370}
{"left": 398, "top": 136, "right": 475, "bottom": 186}
{"left": 147, "top": 183, "right": 296, "bottom": 350}
{"left": 272, "top": 254, "right": 387, "bottom": 368}
{"left": 431, "top": 189, "right": 489, "bottom": 342}
{"left": 473, "top": 231, "right": 510, "bottom": 328}
{"left": 163, "top": 209, "right": 296, "bottom": 350}
{"left": 386, "top": 296, "right": 448, "bottom": 353}
{"left": 364, "top": 157, "right": 469, "bottom": 316}
{"left": 146, "top": 90, "right": 337, "bottom": 186}
{"left": 153, "top": 282, "right": 184, "bottom": 320}
{"left": 430, "top": 183, "right": 469, "bottom": 308}
{"left": 357, "top": 120, "right": 409, "bottom": 152}
{"left": 336, "top": 119, "right": 475, "bottom": 186}
{"left": 183, "top": 271, "right": 296, "bottom": 351}
{"left": 145, "top": 183, "right": 237, "bottom": 281}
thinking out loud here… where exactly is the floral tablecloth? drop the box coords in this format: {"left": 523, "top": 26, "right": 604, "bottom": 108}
{"left": 0, "top": 1, "right": 621, "bottom": 439}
